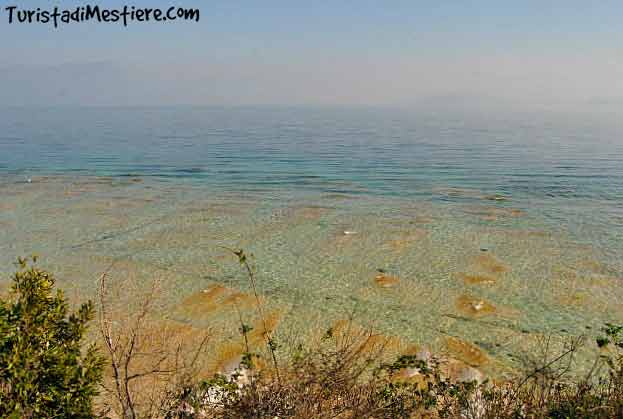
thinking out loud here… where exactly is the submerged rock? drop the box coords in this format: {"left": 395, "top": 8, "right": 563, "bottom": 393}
{"left": 386, "top": 228, "right": 427, "bottom": 251}
{"left": 444, "top": 336, "right": 490, "bottom": 367}
{"left": 433, "top": 187, "right": 484, "bottom": 199}
{"left": 374, "top": 273, "right": 400, "bottom": 288}
{"left": 442, "top": 358, "right": 486, "bottom": 384}
{"left": 472, "top": 253, "right": 510, "bottom": 275}
{"left": 0, "top": 203, "right": 16, "bottom": 212}
{"left": 177, "top": 285, "right": 272, "bottom": 337}
{"left": 463, "top": 205, "right": 524, "bottom": 221}
{"left": 459, "top": 273, "right": 496, "bottom": 285}
{"left": 456, "top": 295, "right": 497, "bottom": 317}
{"left": 484, "top": 194, "right": 510, "bottom": 202}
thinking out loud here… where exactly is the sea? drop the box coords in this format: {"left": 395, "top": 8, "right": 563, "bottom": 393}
{"left": 1, "top": 105, "right": 622, "bottom": 377}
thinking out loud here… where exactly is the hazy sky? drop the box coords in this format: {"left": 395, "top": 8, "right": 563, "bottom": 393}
{"left": 1, "top": 0, "right": 622, "bottom": 108}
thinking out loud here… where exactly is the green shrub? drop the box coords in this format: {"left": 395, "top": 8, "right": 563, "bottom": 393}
{"left": 0, "top": 257, "right": 104, "bottom": 418}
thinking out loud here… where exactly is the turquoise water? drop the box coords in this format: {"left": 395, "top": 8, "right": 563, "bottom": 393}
{"left": 1, "top": 106, "right": 622, "bottom": 377}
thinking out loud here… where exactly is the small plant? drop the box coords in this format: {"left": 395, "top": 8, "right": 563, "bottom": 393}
{"left": 0, "top": 257, "right": 104, "bottom": 418}
{"left": 97, "top": 268, "right": 210, "bottom": 419}
{"left": 597, "top": 323, "right": 623, "bottom": 349}
{"left": 219, "top": 247, "right": 281, "bottom": 382}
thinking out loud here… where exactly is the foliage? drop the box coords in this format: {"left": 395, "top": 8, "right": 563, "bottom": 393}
{"left": 597, "top": 323, "right": 623, "bottom": 349}
{"left": 0, "top": 257, "right": 104, "bottom": 418}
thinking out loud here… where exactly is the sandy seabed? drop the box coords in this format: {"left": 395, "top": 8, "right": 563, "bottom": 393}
{"left": 1, "top": 175, "right": 621, "bottom": 380}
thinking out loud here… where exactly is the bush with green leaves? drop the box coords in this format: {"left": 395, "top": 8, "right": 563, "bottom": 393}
{"left": 0, "top": 257, "right": 104, "bottom": 418}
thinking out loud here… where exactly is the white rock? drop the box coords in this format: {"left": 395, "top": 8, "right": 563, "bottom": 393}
{"left": 416, "top": 347, "right": 432, "bottom": 362}
{"left": 457, "top": 366, "right": 485, "bottom": 384}
{"left": 472, "top": 301, "right": 485, "bottom": 311}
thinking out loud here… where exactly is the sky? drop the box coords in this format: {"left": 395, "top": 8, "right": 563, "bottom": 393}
{"left": 1, "top": 0, "right": 622, "bottom": 108}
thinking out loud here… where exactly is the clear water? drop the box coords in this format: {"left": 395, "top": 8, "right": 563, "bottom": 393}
{"left": 1, "top": 106, "right": 622, "bottom": 377}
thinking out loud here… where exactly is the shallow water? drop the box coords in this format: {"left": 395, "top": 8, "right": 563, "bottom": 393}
{"left": 1, "top": 106, "right": 622, "bottom": 377}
